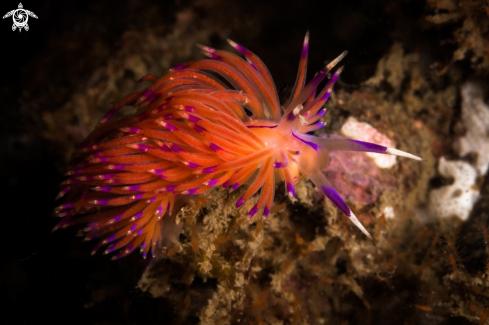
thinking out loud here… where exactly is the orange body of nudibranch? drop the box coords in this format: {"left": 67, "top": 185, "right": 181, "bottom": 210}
{"left": 53, "top": 33, "right": 422, "bottom": 259}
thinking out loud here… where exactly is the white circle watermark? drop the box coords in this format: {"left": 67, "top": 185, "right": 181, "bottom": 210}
{"left": 3, "top": 3, "right": 38, "bottom": 32}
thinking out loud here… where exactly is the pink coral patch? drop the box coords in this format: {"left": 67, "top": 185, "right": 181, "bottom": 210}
{"left": 324, "top": 150, "right": 399, "bottom": 206}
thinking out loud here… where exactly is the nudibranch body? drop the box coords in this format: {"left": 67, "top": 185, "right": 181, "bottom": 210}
{"left": 54, "top": 33, "right": 421, "bottom": 259}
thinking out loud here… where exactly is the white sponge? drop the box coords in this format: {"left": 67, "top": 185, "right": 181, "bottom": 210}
{"left": 429, "top": 157, "right": 479, "bottom": 221}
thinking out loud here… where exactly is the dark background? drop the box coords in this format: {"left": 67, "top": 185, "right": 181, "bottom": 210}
{"left": 0, "top": 0, "right": 460, "bottom": 324}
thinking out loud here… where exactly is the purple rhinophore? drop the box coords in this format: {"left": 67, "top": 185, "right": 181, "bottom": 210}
{"left": 236, "top": 197, "right": 245, "bottom": 208}
{"left": 107, "top": 233, "right": 117, "bottom": 243}
{"left": 351, "top": 140, "right": 387, "bottom": 153}
{"left": 286, "top": 111, "right": 296, "bottom": 121}
{"left": 134, "top": 211, "right": 143, "bottom": 219}
{"left": 112, "top": 215, "right": 122, "bottom": 223}
{"left": 137, "top": 229, "right": 144, "bottom": 236}
{"left": 130, "top": 224, "right": 138, "bottom": 232}
{"left": 248, "top": 59, "right": 258, "bottom": 71}
{"left": 159, "top": 143, "right": 171, "bottom": 152}
{"left": 93, "top": 199, "right": 110, "bottom": 206}
{"left": 292, "top": 131, "right": 319, "bottom": 151}
{"left": 248, "top": 205, "right": 258, "bottom": 218}
{"left": 321, "top": 89, "right": 332, "bottom": 101}
{"left": 273, "top": 162, "right": 283, "bottom": 168}
{"left": 56, "top": 186, "right": 70, "bottom": 198}
{"left": 187, "top": 188, "right": 199, "bottom": 194}
{"left": 233, "top": 42, "right": 249, "bottom": 56}
{"left": 193, "top": 125, "right": 205, "bottom": 133}
{"left": 163, "top": 113, "right": 173, "bottom": 120}
{"left": 134, "top": 144, "right": 150, "bottom": 152}
{"left": 317, "top": 109, "right": 326, "bottom": 117}
{"left": 134, "top": 194, "right": 144, "bottom": 200}
{"left": 186, "top": 162, "right": 199, "bottom": 169}
{"left": 155, "top": 104, "right": 167, "bottom": 112}
{"left": 163, "top": 123, "right": 178, "bottom": 132}
{"left": 320, "top": 186, "right": 350, "bottom": 216}
{"left": 263, "top": 206, "right": 270, "bottom": 217}
{"left": 100, "top": 109, "right": 117, "bottom": 124}
{"left": 209, "top": 52, "right": 221, "bottom": 60}
{"left": 105, "top": 245, "right": 116, "bottom": 254}
{"left": 147, "top": 92, "right": 162, "bottom": 104}
{"left": 330, "top": 71, "right": 340, "bottom": 84}
{"left": 153, "top": 169, "right": 165, "bottom": 175}
{"left": 141, "top": 89, "right": 154, "bottom": 101}
{"left": 232, "top": 183, "right": 240, "bottom": 190}
{"left": 127, "top": 185, "right": 139, "bottom": 191}
{"left": 208, "top": 179, "right": 219, "bottom": 186}
{"left": 55, "top": 203, "right": 74, "bottom": 211}
{"left": 98, "top": 186, "right": 112, "bottom": 192}
{"left": 286, "top": 182, "right": 296, "bottom": 197}
{"left": 222, "top": 180, "right": 232, "bottom": 188}
{"left": 210, "top": 143, "right": 221, "bottom": 152}
{"left": 172, "top": 64, "right": 186, "bottom": 71}
{"left": 129, "top": 127, "right": 141, "bottom": 133}
{"left": 183, "top": 105, "right": 196, "bottom": 112}
{"left": 110, "top": 164, "right": 125, "bottom": 170}
{"left": 86, "top": 223, "right": 98, "bottom": 232}
{"left": 187, "top": 115, "right": 201, "bottom": 123}
{"left": 201, "top": 166, "right": 216, "bottom": 174}
{"left": 170, "top": 144, "right": 184, "bottom": 153}
{"left": 165, "top": 185, "right": 177, "bottom": 192}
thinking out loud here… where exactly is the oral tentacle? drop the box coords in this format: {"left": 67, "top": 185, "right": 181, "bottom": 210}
{"left": 305, "top": 168, "right": 372, "bottom": 239}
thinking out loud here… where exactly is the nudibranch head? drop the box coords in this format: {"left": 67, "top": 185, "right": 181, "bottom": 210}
{"left": 54, "top": 32, "right": 421, "bottom": 259}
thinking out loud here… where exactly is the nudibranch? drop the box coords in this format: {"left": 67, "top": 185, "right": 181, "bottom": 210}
{"left": 53, "top": 33, "right": 421, "bottom": 259}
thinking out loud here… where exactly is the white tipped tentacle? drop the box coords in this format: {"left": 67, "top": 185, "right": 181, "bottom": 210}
{"left": 385, "top": 147, "right": 423, "bottom": 161}
{"left": 348, "top": 210, "right": 372, "bottom": 239}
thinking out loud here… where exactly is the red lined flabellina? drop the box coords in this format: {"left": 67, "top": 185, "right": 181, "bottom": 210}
{"left": 53, "top": 33, "right": 422, "bottom": 259}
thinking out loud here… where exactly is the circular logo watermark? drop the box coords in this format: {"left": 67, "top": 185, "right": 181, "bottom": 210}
{"left": 3, "top": 3, "right": 38, "bottom": 32}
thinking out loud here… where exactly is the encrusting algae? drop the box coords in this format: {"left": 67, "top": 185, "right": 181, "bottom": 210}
{"left": 48, "top": 5, "right": 489, "bottom": 323}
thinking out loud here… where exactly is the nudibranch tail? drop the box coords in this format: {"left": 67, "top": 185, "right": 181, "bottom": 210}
{"left": 54, "top": 33, "right": 421, "bottom": 258}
